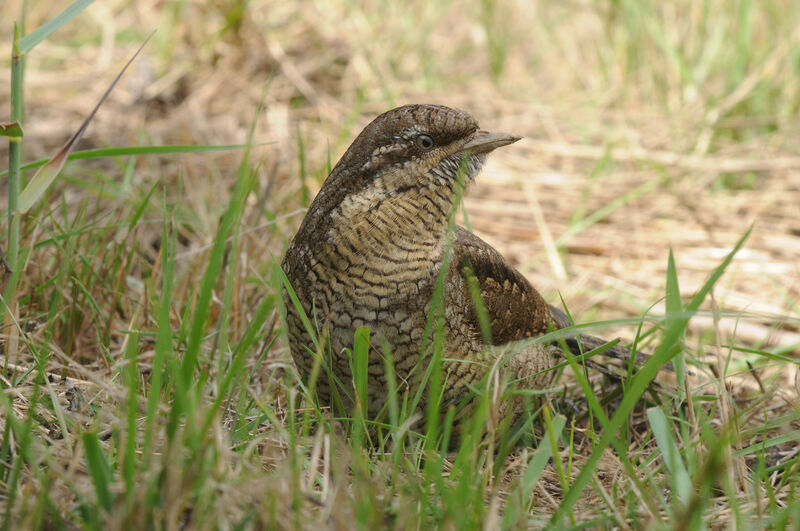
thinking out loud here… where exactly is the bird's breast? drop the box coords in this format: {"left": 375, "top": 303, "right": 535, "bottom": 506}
{"left": 323, "top": 190, "right": 450, "bottom": 294}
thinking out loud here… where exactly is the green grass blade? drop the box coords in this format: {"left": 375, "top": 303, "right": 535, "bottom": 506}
{"left": 666, "top": 249, "right": 687, "bottom": 399}
{"left": 686, "top": 226, "right": 753, "bottom": 311}
{"left": 0, "top": 381, "right": 38, "bottom": 530}
{"left": 122, "top": 332, "right": 140, "bottom": 499}
{"left": 0, "top": 144, "right": 265, "bottom": 179}
{"left": 278, "top": 266, "right": 321, "bottom": 353}
{"left": 81, "top": 432, "right": 113, "bottom": 513}
{"left": 502, "top": 413, "right": 566, "bottom": 528}
{"left": 127, "top": 179, "right": 159, "bottom": 233}
{"left": 179, "top": 145, "right": 254, "bottom": 388}
{"left": 5, "top": 22, "right": 24, "bottom": 291}
{"left": 352, "top": 327, "right": 370, "bottom": 416}
{"left": 199, "top": 281, "right": 275, "bottom": 438}
{"left": 462, "top": 262, "right": 492, "bottom": 343}
{"left": 18, "top": 0, "right": 94, "bottom": 54}
{"left": 144, "top": 193, "right": 175, "bottom": 457}
{"left": 414, "top": 158, "right": 470, "bottom": 446}
{"left": 0, "top": 121, "right": 23, "bottom": 139}
{"left": 648, "top": 407, "right": 691, "bottom": 505}
{"left": 349, "top": 327, "right": 372, "bottom": 445}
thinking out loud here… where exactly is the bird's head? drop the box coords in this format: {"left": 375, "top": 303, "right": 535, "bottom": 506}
{"left": 310, "top": 104, "right": 521, "bottom": 221}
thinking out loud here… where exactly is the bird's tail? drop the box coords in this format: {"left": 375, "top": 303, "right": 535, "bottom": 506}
{"left": 548, "top": 304, "right": 675, "bottom": 383}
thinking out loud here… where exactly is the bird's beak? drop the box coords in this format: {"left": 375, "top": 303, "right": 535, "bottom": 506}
{"left": 461, "top": 130, "right": 522, "bottom": 154}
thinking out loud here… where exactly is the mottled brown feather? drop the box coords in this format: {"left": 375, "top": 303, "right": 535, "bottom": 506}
{"left": 452, "top": 226, "right": 555, "bottom": 345}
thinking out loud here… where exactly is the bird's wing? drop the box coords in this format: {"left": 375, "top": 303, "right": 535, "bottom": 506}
{"left": 452, "top": 228, "right": 670, "bottom": 384}
{"left": 452, "top": 226, "right": 555, "bottom": 346}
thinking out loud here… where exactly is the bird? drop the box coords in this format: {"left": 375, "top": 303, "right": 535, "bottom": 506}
{"left": 282, "top": 104, "right": 634, "bottom": 423}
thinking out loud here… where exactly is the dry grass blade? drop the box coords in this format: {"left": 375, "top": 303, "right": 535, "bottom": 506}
{"left": 16, "top": 31, "right": 154, "bottom": 213}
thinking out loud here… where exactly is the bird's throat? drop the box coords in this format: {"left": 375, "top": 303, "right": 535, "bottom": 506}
{"left": 321, "top": 186, "right": 455, "bottom": 294}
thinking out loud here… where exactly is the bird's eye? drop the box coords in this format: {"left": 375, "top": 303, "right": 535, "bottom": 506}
{"left": 414, "top": 134, "right": 434, "bottom": 151}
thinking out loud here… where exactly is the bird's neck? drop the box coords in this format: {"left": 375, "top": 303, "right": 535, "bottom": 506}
{"left": 325, "top": 184, "right": 455, "bottom": 268}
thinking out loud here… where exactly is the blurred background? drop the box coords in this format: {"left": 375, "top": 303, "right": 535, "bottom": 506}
{"left": 2, "top": 0, "right": 799, "bottom": 360}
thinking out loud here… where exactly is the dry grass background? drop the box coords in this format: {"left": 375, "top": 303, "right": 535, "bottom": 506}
{"left": 7, "top": 1, "right": 799, "bottom": 338}
{"left": 2, "top": 0, "right": 800, "bottom": 527}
